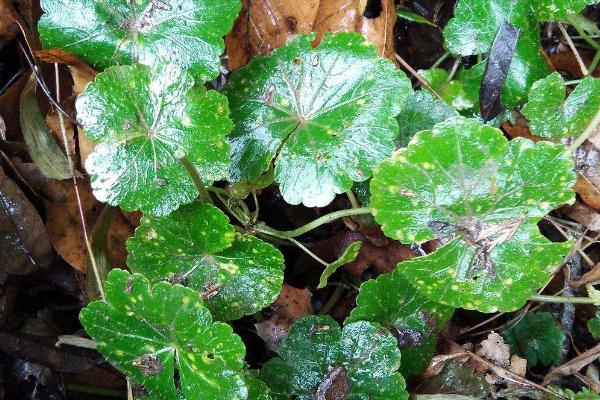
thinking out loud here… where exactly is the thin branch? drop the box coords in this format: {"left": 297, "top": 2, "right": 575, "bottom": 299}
{"left": 558, "top": 22, "right": 589, "bottom": 76}
{"left": 394, "top": 53, "right": 445, "bottom": 101}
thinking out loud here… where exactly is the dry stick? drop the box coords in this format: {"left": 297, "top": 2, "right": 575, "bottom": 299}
{"left": 54, "top": 64, "right": 106, "bottom": 301}
{"left": 443, "top": 338, "right": 569, "bottom": 400}
{"left": 394, "top": 53, "right": 445, "bottom": 101}
{"left": 568, "top": 105, "right": 600, "bottom": 152}
{"left": 558, "top": 22, "right": 590, "bottom": 77}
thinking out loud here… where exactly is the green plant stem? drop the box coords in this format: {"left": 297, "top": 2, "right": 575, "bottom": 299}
{"left": 319, "top": 285, "right": 344, "bottom": 315}
{"left": 530, "top": 294, "right": 597, "bottom": 305}
{"left": 430, "top": 51, "right": 450, "bottom": 69}
{"left": 179, "top": 156, "right": 213, "bottom": 204}
{"left": 346, "top": 190, "right": 360, "bottom": 208}
{"left": 256, "top": 207, "right": 372, "bottom": 239}
{"left": 588, "top": 50, "right": 600, "bottom": 73}
{"left": 288, "top": 237, "right": 328, "bottom": 266}
{"left": 568, "top": 105, "right": 600, "bottom": 152}
{"left": 567, "top": 15, "right": 600, "bottom": 50}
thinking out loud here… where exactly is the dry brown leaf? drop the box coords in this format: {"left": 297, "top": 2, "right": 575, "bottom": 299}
{"left": 543, "top": 343, "right": 600, "bottom": 385}
{"left": 0, "top": 72, "right": 28, "bottom": 141}
{"left": 45, "top": 110, "right": 76, "bottom": 161}
{"left": 509, "top": 355, "right": 527, "bottom": 377}
{"left": 34, "top": 49, "right": 97, "bottom": 96}
{"left": 475, "top": 332, "right": 510, "bottom": 369}
{"left": 225, "top": 0, "right": 251, "bottom": 70}
{"left": 574, "top": 142, "right": 600, "bottom": 210}
{"left": 248, "top": 0, "right": 320, "bottom": 55}
{"left": 355, "top": 0, "right": 396, "bottom": 60}
{"left": 255, "top": 283, "right": 313, "bottom": 351}
{"left": 313, "top": 0, "right": 359, "bottom": 41}
{"left": 0, "top": 166, "right": 53, "bottom": 275}
{"left": 502, "top": 116, "right": 541, "bottom": 142}
{"left": 0, "top": 0, "right": 19, "bottom": 48}
{"left": 562, "top": 201, "right": 600, "bottom": 231}
{"left": 17, "top": 163, "right": 134, "bottom": 271}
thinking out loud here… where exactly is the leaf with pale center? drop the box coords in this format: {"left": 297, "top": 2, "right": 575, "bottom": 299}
{"left": 79, "top": 269, "right": 247, "bottom": 400}
{"left": 371, "top": 117, "right": 575, "bottom": 312}
{"left": 444, "top": 0, "right": 549, "bottom": 108}
{"left": 76, "top": 64, "right": 231, "bottom": 216}
{"left": 39, "top": 0, "right": 240, "bottom": 79}
{"left": 346, "top": 269, "right": 454, "bottom": 376}
{"left": 522, "top": 73, "right": 600, "bottom": 139}
{"left": 259, "top": 315, "right": 408, "bottom": 400}
{"left": 127, "top": 202, "right": 284, "bottom": 321}
{"left": 224, "top": 32, "right": 412, "bottom": 207}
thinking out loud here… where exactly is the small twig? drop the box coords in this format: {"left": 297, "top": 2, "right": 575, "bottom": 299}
{"left": 530, "top": 293, "right": 597, "bottom": 305}
{"left": 447, "top": 57, "right": 461, "bottom": 81}
{"left": 568, "top": 105, "right": 600, "bottom": 152}
{"left": 430, "top": 51, "right": 450, "bottom": 69}
{"left": 394, "top": 53, "right": 444, "bottom": 101}
{"left": 251, "top": 190, "right": 260, "bottom": 223}
{"left": 558, "top": 22, "right": 590, "bottom": 76}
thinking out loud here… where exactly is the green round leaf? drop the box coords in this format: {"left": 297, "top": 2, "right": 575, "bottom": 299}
{"left": 39, "top": 0, "right": 240, "bottom": 79}
{"left": 397, "top": 90, "right": 458, "bottom": 147}
{"left": 398, "top": 228, "right": 571, "bottom": 312}
{"left": 259, "top": 315, "right": 408, "bottom": 400}
{"left": 127, "top": 202, "right": 284, "bottom": 320}
{"left": 346, "top": 269, "right": 454, "bottom": 375}
{"left": 534, "top": 0, "right": 599, "bottom": 21}
{"left": 502, "top": 312, "right": 566, "bottom": 367}
{"left": 79, "top": 269, "right": 247, "bottom": 400}
{"left": 522, "top": 73, "right": 600, "bottom": 139}
{"left": 224, "top": 32, "right": 412, "bottom": 207}
{"left": 76, "top": 64, "right": 232, "bottom": 216}
{"left": 419, "top": 69, "right": 473, "bottom": 111}
{"left": 371, "top": 117, "right": 575, "bottom": 312}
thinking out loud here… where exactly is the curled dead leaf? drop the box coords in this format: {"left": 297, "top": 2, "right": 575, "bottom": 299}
{"left": 0, "top": 166, "right": 53, "bottom": 275}
{"left": 255, "top": 283, "right": 313, "bottom": 351}
{"left": 34, "top": 48, "right": 97, "bottom": 96}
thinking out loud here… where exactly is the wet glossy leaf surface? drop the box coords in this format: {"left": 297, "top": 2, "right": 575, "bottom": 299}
{"left": 79, "top": 269, "right": 247, "bottom": 400}
{"left": 396, "top": 90, "right": 458, "bottom": 147}
{"left": 76, "top": 64, "right": 232, "bottom": 216}
{"left": 371, "top": 117, "right": 575, "bottom": 311}
{"left": 39, "top": 0, "right": 240, "bottom": 79}
{"left": 534, "top": 0, "right": 600, "bottom": 21}
{"left": 419, "top": 69, "right": 473, "bottom": 111}
{"left": 127, "top": 202, "right": 284, "bottom": 321}
{"left": 346, "top": 269, "right": 454, "bottom": 376}
{"left": 445, "top": 0, "right": 549, "bottom": 108}
{"left": 588, "top": 312, "right": 600, "bottom": 339}
{"left": 224, "top": 32, "right": 412, "bottom": 207}
{"left": 259, "top": 315, "right": 408, "bottom": 400}
{"left": 317, "top": 241, "right": 361, "bottom": 289}
{"left": 502, "top": 312, "right": 565, "bottom": 367}
{"left": 522, "top": 73, "right": 600, "bottom": 139}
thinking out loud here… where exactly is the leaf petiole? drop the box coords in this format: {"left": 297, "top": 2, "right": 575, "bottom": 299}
{"left": 255, "top": 207, "right": 372, "bottom": 239}
{"left": 179, "top": 155, "right": 213, "bottom": 204}
{"left": 529, "top": 294, "right": 598, "bottom": 305}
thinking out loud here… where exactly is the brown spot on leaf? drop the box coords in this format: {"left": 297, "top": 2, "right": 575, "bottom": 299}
{"left": 132, "top": 354, "right": 164, "bottom": 376}
{"left": 313, "top": 365, "right": 348, "bottom": 400}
